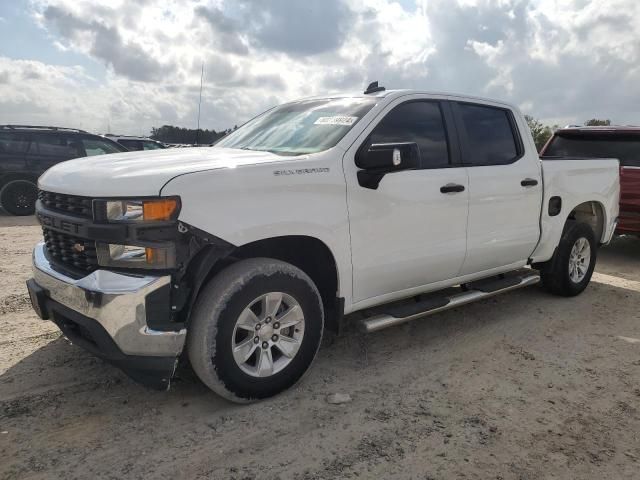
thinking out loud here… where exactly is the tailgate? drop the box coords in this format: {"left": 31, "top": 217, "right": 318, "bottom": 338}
{"left": 618, "top": 166, "right": 640, "bottom": 233}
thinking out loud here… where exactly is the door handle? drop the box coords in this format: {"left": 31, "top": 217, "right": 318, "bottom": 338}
{"left": 521, "top": 178, "right": 539, "bottom": 187}
{"left": 440, "top": 183, "right": 465, "bottom": 194}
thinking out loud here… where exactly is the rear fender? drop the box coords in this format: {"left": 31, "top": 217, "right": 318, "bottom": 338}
{"left": 531, "top": 159, "right": 619, "bottom": 263}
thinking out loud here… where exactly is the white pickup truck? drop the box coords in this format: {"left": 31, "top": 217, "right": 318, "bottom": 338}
{"left": 27, "top": 84, "right": 619, "bottom": 402}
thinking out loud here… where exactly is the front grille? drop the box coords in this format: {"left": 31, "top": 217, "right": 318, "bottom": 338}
{"left": 38, "top": 190, "right": 93, "bottom": 219}
{"left": 43, "top": 228, "right": 98, "bottom": 273}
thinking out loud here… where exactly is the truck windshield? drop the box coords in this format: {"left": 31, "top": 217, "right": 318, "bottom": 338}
{"left": 544, "top": 134, "right": 640, "bottom": 167}
{"left": 215, "top": 98, "right": 376, "bottom": 156}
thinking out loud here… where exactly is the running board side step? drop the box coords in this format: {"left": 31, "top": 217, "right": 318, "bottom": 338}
{"left": 360, "top": 272, "right": 540, "bottom": 333}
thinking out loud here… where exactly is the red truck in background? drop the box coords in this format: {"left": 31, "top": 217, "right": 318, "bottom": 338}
{"left": 541, "top": 126, "right": 640, "bottom": 235}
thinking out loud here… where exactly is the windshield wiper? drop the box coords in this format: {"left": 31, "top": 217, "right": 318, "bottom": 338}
{"left": 237, "top": 147, "right": 297, "bottom": 156}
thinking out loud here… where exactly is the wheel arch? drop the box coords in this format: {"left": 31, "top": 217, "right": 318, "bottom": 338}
{"left": 0, "top": 173, "right": 39, "bottom": 191}
{"left": 180, "top": 234, "right": 344, "bottom": 333}
{"left": 531, "top": 197, "right": 610, "bottom": 264}
{"left": 233, "top": 235, "right": 342, "bottom": 332}
{"left": 565, "top": 200, "right": 606, "bottom": 243}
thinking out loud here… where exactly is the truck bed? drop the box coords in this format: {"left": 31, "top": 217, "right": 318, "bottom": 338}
{"left": 531, "top": 158, "right": 620, "bottom": 263}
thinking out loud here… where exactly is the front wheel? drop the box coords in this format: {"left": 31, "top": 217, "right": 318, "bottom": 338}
{"left": 0, "top": 180, "right": 37, "bottom": 216}
{"left": 187, "top": 258, "right": 324, "bottom": 403}
{"left": 538, "top": 222, "right": 597, "bottom": 297}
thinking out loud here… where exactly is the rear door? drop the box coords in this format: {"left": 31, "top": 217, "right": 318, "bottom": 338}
{"left": 0, "top": 131, "right": 30, "bottom": 177}
{"left": 452, "top": 101, "right": 543, "bottom": 275}
{"left": 26, "top": 133, "right": 84, "bottom": 174}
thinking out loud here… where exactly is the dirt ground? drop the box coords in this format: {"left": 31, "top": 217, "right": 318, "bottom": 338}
{"left": 1, "top": 212, "right": 639, "bottom": 480}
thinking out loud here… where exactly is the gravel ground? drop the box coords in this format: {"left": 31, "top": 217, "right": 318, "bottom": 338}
{"left": 1, "top": 213, "right": 639, "bottom": 480}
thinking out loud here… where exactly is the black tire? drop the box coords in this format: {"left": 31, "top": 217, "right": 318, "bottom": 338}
{"left": 538, "top": 222, "right": 597, "bottom": 297}
{"left": 0, "top": 180, "right": 37, "bottom": 216}
{"left": 187, "top": 258, "right": 324, "bottom": 403}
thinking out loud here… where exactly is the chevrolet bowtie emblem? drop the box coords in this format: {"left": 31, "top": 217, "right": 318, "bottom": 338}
{"left": 72, "top": 243, "right": 85, "bottom": 253}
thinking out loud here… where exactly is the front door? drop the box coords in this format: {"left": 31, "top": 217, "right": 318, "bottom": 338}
{"left": 345, "top": 98, "right": 469, "bottom": 304}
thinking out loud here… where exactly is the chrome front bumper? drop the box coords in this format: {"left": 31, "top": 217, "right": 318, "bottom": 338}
{"left": 31, "top": 242, "right": 186, "bottom": 357}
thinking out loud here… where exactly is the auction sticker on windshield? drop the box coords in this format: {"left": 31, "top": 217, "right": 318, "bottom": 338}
{"left": 314, "top": 116, "right": 358, "bottom": 126}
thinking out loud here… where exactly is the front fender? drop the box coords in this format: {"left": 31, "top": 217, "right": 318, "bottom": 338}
{"left": 160, "top": 151, "right": 353, "bottom": 306}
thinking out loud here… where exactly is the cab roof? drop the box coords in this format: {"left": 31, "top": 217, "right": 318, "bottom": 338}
{"left": 301, "top": 88, "right": 518, "bottom": 109}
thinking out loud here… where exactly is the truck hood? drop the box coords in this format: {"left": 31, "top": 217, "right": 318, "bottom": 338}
{"left": 38, "top": 147, "right": 286, "bottom": 196}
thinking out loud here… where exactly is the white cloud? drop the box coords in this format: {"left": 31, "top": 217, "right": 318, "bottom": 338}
{"left": 0, "top": 57, "right": 108, "bottom": 129}
{"left": 450, "top": 0, "right": 640, "bottom": 125}
{"left": 1, "top": 0, "right": 638, "bottom": 134}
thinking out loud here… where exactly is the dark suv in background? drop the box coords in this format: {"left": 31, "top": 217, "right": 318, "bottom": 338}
{"left": 0, "top": 125, "right": 127, "bottom": 216}
{"left": 541, "top": 126, "right": 640, "bottom": 235}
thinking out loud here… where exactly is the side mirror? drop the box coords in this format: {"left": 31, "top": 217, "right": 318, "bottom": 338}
{"left": 355, "top": 142, "right": 420, "bottom": 189}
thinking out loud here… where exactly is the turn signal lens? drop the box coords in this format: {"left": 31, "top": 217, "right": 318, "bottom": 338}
{"left": 146, "top": 247, "right": 155, "bottom": 264}
{"left": 143, "top": 198, "right": 178, "bottom": 221}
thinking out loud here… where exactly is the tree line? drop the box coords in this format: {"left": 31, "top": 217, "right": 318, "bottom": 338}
{"left": 150, "top": 125, "right": 237, "bottom": 145}
{"left": 525, "top": 116, "right": 612, "bottom": 152}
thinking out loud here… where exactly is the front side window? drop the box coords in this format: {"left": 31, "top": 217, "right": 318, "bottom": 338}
{"left": 368, "top": 101, "right": 450, "bottom": 168}
{"left": 544, "top": 134, "right": 640, "bottom": 167}
{"left": 458, "top": 103, "right": 520, "bottom": 165}
{"left": 0, "top": 132, "right": 29, "bottom": 154}
{"left": 31, "top": 134, "right": 83, "bottom": 159}
{"left": 216, "top": 98, "right": 377, "bottom": 156}
{"left": 81, "top": 138, "right": 123, "bottom": 156}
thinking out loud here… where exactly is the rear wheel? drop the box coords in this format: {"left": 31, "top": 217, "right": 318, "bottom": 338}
{"left": 538, "top": 222, "right": 597, "bottom": 297}
{"left": 187, "top": 258, "right": 324, "bottom": 403}
{"left": 0, "top": 180, "right": 37, "bottom": 216}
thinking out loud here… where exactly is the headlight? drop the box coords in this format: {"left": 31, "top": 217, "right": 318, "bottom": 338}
{"left": 93, "top": 197, "right": 180, "bottom": 269}
{"left": 102, "top": 197, "right": 179, "bottom": 222}
{"left": 96, "top": 243, "right": 175, "bottom": 269}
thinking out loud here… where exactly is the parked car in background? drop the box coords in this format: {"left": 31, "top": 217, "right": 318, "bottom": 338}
{"left": 541, "top": 126, "right": 639, "bottom": 235}
{"left": 27, "top": 86, "right": 619, "bottom": 402}
{"left": 0, "top": 125, "right": 127, "bottom": 215}
{"left": 104, "top": 134, "right": 166, "bottom": 151}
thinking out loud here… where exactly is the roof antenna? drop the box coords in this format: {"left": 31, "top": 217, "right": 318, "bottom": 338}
{"left": 195, "top": 62, "right": 204, "bottom": 146}
{"left": 364, "top": 81, "right": 385, "bottom": 94}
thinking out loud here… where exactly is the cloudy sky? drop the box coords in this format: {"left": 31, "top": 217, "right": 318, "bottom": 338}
{"left": 0, "top": 0, "right": 638, "bottom": 135}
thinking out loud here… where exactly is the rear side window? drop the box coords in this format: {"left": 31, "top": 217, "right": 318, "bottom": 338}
{"left": 457, "top": 103, "right": 520, "bottom": 166}
{"left": 142, "top": 141, "right": 164, "bottom": 150}
{"left": 118, "top": 139, "right": 143, "bottom": 150}
{"left": 368, "top": 101, "right": 450, "bottom": 168}
{"left": 544, "top": 135, "right": 640, "bottom": 167}
{"left": 0, "top": 132, "right": 29, "bottom": 154}
{"left": 81, "top": 138, "right": 123, "bottom": 156}
{"left": 31, "top": 134, "right": 83, "bottom": 159}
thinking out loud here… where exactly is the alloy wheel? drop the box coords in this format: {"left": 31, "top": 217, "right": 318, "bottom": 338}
{"left": 231, "top": 292, "right": 305, "bottom": 377}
